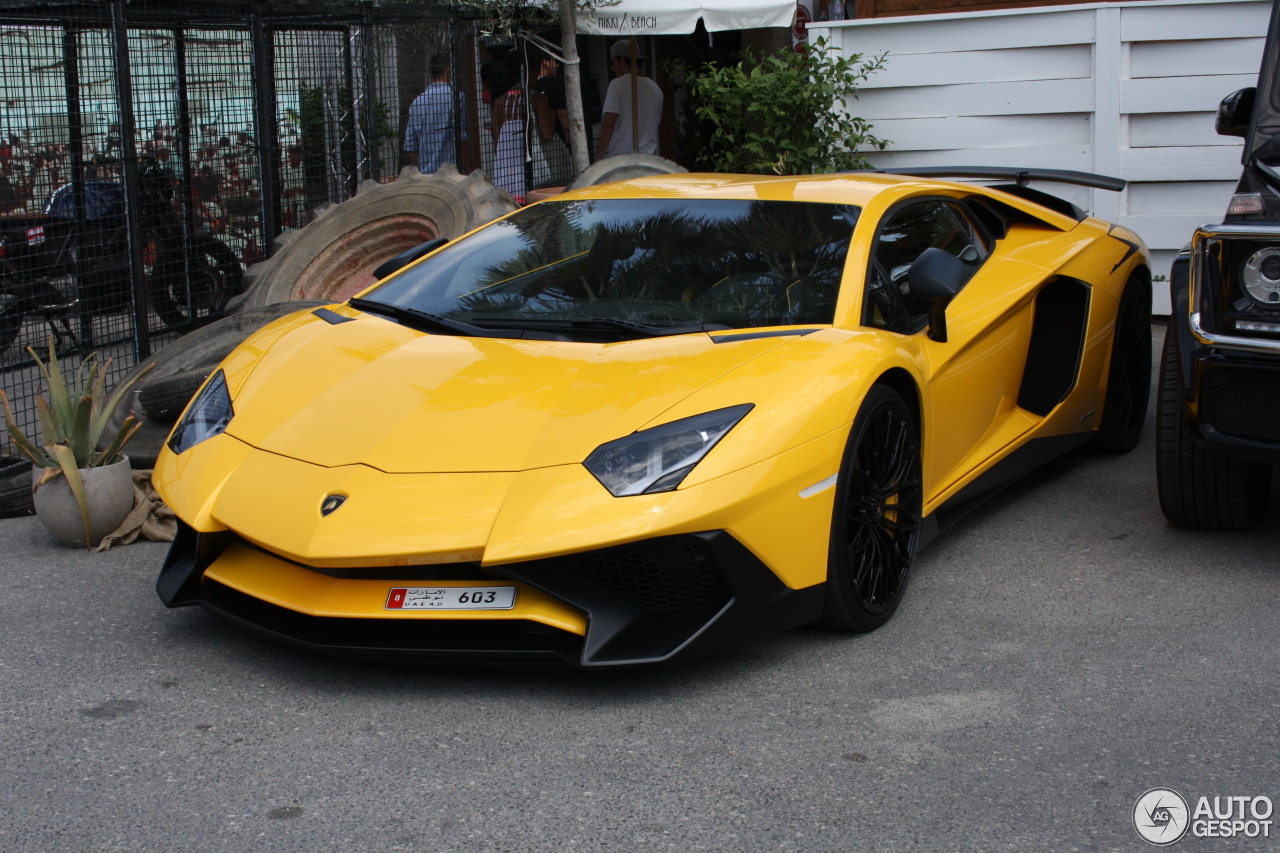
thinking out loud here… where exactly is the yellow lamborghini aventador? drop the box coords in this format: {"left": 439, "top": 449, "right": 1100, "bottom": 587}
{"left": 154, "top": 168, "right": 1152, "bottom": 667}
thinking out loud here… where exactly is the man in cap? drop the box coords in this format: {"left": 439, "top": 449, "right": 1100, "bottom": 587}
{"left": 596, "top": 41, "right": 663, "bottom": 160}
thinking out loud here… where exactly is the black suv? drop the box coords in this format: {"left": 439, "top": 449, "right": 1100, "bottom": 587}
{"left": 1158, "top": 0, "right": 1280, "bottom": 529}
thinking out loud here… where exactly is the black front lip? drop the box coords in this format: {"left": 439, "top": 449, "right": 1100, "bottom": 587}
{"left": 157, "top": 525, "right": 825, "bottom": 669}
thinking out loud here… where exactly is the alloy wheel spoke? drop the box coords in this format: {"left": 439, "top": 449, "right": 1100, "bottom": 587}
{"left": 845, "top": 404, "right": 922, "bottom": 611}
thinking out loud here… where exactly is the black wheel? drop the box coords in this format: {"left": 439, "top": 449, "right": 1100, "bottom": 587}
{"left": 1095, "top": 275, "right": 1152, "bottom": 452}
{"left": 152, "top": 234, "right": 243, "bottom": 327}
{"left": 138, "top": 367, "right": 214, "bottom": 423}
{"left": 0, "top": 289, "right": 22, "bottom": 354}
{"left": 818, "top": 385, "right": 923, "bottom": 632}
{"left": 0, "top": 460, "right": 34, "bottom": 518}
{"left": 1156, "top": 328, "right": 1271, "bottom": 529}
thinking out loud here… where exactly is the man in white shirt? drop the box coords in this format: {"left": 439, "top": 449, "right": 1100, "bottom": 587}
{"left": 596, "top": 41, "right": 663, "bottom": 160}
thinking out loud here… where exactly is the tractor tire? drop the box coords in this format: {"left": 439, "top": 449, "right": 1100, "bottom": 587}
{"left": 567, "top": 154, "right": 687, "bottom": 191}
{"left": 233, "top": 164, "right": 517, "bottom": 311}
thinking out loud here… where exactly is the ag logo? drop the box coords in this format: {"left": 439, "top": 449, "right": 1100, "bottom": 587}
{"left": 1134, "top": 788, "right": 1190, "bottom": 846}
{"left": 320, "top": 494, "right": 347, "bottom": 517}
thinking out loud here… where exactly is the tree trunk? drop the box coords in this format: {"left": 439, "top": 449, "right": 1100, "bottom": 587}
{"left": 558, "top": 3, "right": 591, "bottom": 178}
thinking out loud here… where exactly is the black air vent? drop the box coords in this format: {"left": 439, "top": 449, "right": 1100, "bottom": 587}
{"left": 1018, "top": 278, "right": 1090, "bottom": 416}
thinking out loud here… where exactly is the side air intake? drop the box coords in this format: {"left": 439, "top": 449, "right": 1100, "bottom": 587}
{"left": 1018, "top": 278, "right": 1090, "bottom": 416}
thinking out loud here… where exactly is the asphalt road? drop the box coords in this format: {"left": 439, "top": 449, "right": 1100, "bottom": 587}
{"left": 1, "top": 322, "right": 1278, "bottom": 853}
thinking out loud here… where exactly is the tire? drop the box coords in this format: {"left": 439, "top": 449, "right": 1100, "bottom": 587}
{"left": 566, "top": 154, "right": 687, "bottom": 191}
{"left": 0, "top": 288, "right": 22, "bottom": 354}
{"left": 138, "top": 368, "right": 215, "bottom": 423}
{"left": 152, "top": 234, "right": 244, "bottom": 327}
{"left": 1094, "top": 274, "right": 1152, "bottom": 452}
{"left": 234, "top": 164, "right": 517, "bottom": 312}
{"left": 105, "top": 300, "right": 331, "bottom": 468}
{"left": 817, "top": 386, "right": 923, "bottom": 632}
{"left": 1155, "top": 327, "right": 1271, "bottom": 530}
{"left": 0, "top": 460, "right": 34, "bottom": 518}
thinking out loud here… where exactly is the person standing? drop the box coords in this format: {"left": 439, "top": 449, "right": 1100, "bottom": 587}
{"left": 596, "top": 41, "right": 663, "bottom": 160}
{"left": 490, "top": 78, "right": 526, "bottom": 203}
{"left": 405, "top": 57, "right": 461, "bottom": 174}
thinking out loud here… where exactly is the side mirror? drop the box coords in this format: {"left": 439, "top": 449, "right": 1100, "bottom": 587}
{"left": 1216, "top": 87, "right": 1255, "bottom": 138}
{"left": 907, "top": 247, "right": 967, "bottom": 343}
{"left": 372, "top": 237, "right": 449, "bottom": 280}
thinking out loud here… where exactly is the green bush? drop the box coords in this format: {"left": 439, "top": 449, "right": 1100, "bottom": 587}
{"left": 675, "top": 37, "right": 888, "bottom": 175}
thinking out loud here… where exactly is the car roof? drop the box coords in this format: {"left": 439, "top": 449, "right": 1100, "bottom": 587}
{"left": 554, "top": 171, "right": 1084, "bottom": 231}
{"left": 558, "top": 172, "right": 943, "bottom": 207}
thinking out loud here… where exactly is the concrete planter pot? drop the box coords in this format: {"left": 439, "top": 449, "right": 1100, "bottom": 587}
{"left": 32, "top": 456, "right": 134, "bottom": 548}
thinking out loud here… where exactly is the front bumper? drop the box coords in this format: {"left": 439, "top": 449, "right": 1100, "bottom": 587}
{"left": 157, "top": 523, "right": 825, "bottom": 668}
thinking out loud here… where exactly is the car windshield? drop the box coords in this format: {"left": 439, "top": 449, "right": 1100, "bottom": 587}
{"left": 363, "top": 198, "right": 858, "bottom": 338}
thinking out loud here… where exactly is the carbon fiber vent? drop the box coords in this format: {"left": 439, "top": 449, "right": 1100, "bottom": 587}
{"left": 535, "top": 536, "right": 732, "bottom": 610}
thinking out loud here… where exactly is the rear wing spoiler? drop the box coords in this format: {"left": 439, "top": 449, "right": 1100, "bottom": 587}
{"left": 847, "top": 166, "right": 1126, "bottom": 192}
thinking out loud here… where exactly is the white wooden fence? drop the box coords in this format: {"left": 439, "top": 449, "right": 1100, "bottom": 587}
{"left": 815, "top": 0, "right": 1271, "bottom": 312}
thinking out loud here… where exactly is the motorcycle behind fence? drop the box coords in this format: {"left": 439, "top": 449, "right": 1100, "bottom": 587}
{"left": 0, "top": 155, "right": 244, "bottom": 356}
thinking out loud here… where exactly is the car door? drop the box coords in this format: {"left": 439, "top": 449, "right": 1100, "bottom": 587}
{"left": 865, "top": 196, "right": 1043, "bottom": 505}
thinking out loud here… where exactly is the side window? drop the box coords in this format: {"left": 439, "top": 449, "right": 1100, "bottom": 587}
{"left": 863, "top": 199, "right": 991, "bottom": 333}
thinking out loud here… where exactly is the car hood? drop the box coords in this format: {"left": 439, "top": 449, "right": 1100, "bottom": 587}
{"left": 224, "top": 311, "right": 799, "bottom": 473}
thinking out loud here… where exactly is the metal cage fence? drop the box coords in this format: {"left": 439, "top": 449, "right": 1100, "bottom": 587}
{"left": 0, "top": 0, "right": 475, "bottom": 465}
{"left": 480, "top": 35, "right": 577, "bottom": 205}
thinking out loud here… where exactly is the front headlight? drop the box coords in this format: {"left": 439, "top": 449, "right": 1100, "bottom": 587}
{"left": 167, "top": 370, "right": 234, "bottom": 455}
{"left": 1242, "top": 246, "right": 1280, "bottom": 307}
{"left": 1203, "top": 235, "right": 1280, "bottom": 337}
{"left": 584, "top": 404, "right": 753, "bottom": 497}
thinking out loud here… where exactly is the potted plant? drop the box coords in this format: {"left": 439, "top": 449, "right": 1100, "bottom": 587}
{"left": 0, "top": 335, "right": 151, "bottom": 548}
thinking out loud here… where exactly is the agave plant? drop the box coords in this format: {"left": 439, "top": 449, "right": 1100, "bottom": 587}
{"left": 0, "top": 335, "right": 152, "bottom": 542}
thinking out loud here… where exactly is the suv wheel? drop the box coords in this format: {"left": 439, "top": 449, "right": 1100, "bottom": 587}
{"left": 1156, "top": 328, "right": 1272, "bottom": 529}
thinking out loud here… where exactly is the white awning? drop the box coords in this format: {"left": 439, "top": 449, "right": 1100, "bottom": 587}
{"left": 576, "top": 0, "right": 796, "bottom": 36}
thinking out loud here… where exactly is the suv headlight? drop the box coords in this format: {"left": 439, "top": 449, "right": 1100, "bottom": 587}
{"left": 1201, "top": 234, "right": 1280, "bottom": 337}
{"left": 1242, "top": 246, "right": 1280, "bottom": 307}
{"left": 584, "top": 404, "right": 753, "bottom": 497}
{"left": 167, "top": 370, "right": 234, "bottom": 454}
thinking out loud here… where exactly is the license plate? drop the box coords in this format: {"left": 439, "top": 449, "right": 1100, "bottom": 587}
{"left": 385, "top": 586, "right": 516, "bottom": 610}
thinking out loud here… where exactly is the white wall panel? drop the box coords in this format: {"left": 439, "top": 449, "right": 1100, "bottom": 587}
{"left": 1128, "top": 180, "right": 1238, "bottom": 211}
{"left": 1119, "top": 144, "right": 1248, "bottom": 180}
{"left": 857, "top": 78, "right": 1096, "bottom": 118}
{"left": 1119, "top": 0, "right": 1270, "bottom": 40}
{"left": 838, "top": 9, "right": 1097, "bottom": 55}
{"left": 871, "top": 114, "right": 1092, "bottom": 150}
{"left": 815, "top": 0, "right": 1271, "bottom": 314}
{"left": 1130, "top": 38, "right": 1263, "bottom": 77}
{"left": 1130, "top": 112, "right": 1247, "bottom": 147}
{"left": 1121, "top": 73, "right": 1261, "bottom": 113}
{"left": 866, "top": 45, "right": 1093, "bottom": 88}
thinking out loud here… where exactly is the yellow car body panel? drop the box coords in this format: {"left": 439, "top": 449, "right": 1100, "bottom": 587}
{"left": 220, "top": 314, "right": 806, "bottom": 472}
{"left": 153, "top": 170, "right": 1151, "bottom": 667}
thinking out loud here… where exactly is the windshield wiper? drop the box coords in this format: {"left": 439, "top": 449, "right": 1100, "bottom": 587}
{"left": 349, "top": 297, "right": 505, "bottom": 338}
{"left": 471, "top": 317, "right": 733, "bottom": 338}
{"left": 350, "top": 300, "right": 731, "bottom": 340}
